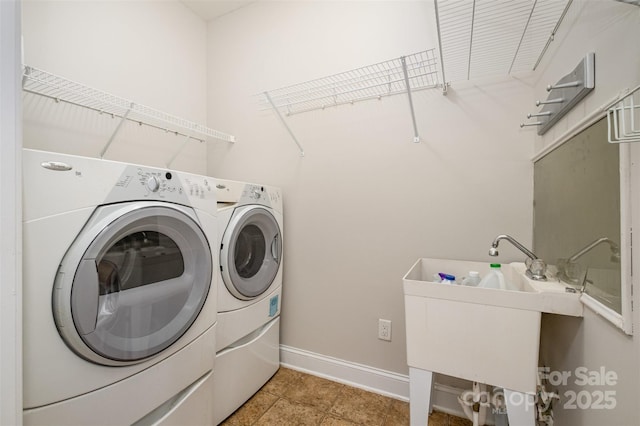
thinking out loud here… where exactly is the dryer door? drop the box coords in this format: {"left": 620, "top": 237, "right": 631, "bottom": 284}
{"left": 220, "top": 206, "right": 282, "bottom": 300}
{"left": 53, "top": 202, "right": 212, "bottom": 365}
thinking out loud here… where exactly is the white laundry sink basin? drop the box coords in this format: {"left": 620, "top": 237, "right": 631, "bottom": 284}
{"left": 403, "top": 258, "right": 583, "bottom": 316}
{"left": 403, "top": 258, "right": 583, "bottom": 394}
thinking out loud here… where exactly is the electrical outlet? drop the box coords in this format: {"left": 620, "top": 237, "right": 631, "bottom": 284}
{"left": 378, "top": 319, "right": 392, "bottom": 341}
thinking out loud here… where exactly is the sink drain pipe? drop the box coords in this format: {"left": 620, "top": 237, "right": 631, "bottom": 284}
{"left": 458, "top": 382, "right": 490, "bottom": 426}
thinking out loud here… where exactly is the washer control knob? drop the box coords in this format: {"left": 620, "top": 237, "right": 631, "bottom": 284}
{"left": 252, "top": 189, "right": 262, "bottom": 199}
{"left": 146, "top": 176, "right": 160, "bottom": 192}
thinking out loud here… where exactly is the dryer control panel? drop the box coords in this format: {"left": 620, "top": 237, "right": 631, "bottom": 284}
{"left": 238, "top": 183, "right": 282, "bottom": 212}
{"left": 245, "top": 184, "right": 265, "bottom": 201}
{"left": 239, "top": 184, "right": 272, "bottom": 207}
{"left": 211, "top": 179, "right": 282, "bottom": 212}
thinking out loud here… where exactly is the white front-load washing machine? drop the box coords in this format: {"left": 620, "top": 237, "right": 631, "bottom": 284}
{"left": 212, "top": 179, "right": 283, "bottom": 425}
{"left": 22, "top": 149, "right": 218, "bottom": 425}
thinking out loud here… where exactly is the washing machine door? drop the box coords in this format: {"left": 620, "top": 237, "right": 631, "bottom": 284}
{"left": 220, "top": 205, "right": 282, "bottom": 300}
{"left": 53, "top": 202, "right": 212, "bottom": 365}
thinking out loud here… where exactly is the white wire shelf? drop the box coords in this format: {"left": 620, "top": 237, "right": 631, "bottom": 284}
{"left": 261, "top": 49, "right": 440, "bottom": 116}
{"left": 22, "top": 65, "right": 235, "bottom": 145}
{"left": 259, "top": 49, "right": 441, "bottom": 154}
{"left": 608, "top": 85, "right": 640, "bottom": 144}
{"left": 435, "top": 0, "right": 573, "bottom": 82}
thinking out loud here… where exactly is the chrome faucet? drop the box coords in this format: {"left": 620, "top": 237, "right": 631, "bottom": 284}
{"left": 568, "top": 237, "right": 620, "bottom": 263}
{"left": 489, "top": 234, "right": 547, "bottom": 281}
{"left": 557, "top": 237, "right": 620, "bottom": 289}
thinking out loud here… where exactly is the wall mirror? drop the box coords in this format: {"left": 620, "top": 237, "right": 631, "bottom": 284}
{"left": 533, "top": 117, "right": 632, "bottom": 334}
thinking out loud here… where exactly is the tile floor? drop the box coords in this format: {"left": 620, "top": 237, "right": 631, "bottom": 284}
{"left": 221, "top": 367, "right": 472, "bottom": 426}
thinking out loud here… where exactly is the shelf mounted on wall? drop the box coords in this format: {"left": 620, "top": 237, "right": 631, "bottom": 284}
{"left": 607, "top": 85, "right": 640, "bottom": 144}
{"left": 260, "top": 49, "right": 441, "bottom": 153}
{"left": 22, "top": 65, "right": 235, "bottom": 165}
{"left": 434, "top": 0, "right": 574, "bottom": 82}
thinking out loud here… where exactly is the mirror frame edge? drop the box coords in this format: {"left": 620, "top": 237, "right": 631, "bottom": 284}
{"left": 532, "top": 112, "right": 633, "bottom": 336}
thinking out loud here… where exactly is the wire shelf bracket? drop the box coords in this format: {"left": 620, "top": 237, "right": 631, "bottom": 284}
{"left": 264, "top": 91, "right": 305, "bottom": 157}
{"left": 608, "top": 85, "right": 640, "bottom": 144}
{"left": 22, "top": 65, "right": 235, "bottom": 163}
{"left": 433, "top": 1, "right": 450, "bottom": 95}
{"left": 261, "top": 49, "right": 440, "bottom": 147}
{"left": 100, "top": 101, "right": 134, "bottom": 158}
{"left": 400, "top": 56, "right": 421, "bottom": 143}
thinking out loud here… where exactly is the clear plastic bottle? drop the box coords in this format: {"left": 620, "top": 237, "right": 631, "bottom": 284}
{"left": 478, "top": 264, "right": 506, "bottom": 289}
{"left": 461, "top": 271, "right": 481, "bottom": 286}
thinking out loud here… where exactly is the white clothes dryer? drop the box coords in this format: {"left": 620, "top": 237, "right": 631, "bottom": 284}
{"left": 212, "top": 179, "right": 283, "bottom": 425}
{"left": 22, "top": 149, "right": 218, "bottom": 425}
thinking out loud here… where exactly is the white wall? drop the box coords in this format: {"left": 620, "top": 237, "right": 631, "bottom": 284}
{"left": 0, "top": 1, "right": 22, "bottom": 423}
{"left": 206, "top": 1, "right": 535, "bottom": 375}
{"left": 21, "top": 0, "right": 210, "bottom": 173}
{"left": 534, "top": 1, "right": 640, "bottom": 424}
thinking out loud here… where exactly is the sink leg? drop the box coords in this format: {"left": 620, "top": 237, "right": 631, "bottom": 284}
{"left": 409, "top": 367, "right": 434, "bottom": 426}
{"left": 503, "top": 389, "right": 536, "bottom": 426}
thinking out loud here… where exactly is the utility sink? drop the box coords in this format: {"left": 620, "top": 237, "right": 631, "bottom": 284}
{"left": 403, "top": 258, "right": 583, "bottom": 397}
{"left": 403, "top": 258, "right": 583, "bottom": 317}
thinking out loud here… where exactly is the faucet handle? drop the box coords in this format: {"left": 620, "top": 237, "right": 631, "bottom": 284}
{"left": 557, "top": 258, "right": 586, "bottom": 287}
{"left": 526, "top": 258, "right": 548, "bottom": 281}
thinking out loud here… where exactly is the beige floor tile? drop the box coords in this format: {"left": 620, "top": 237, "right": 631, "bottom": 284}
{"left": 260, "top": 367, "right": 304, "bottom": 397}
{"left": 383, "top": 399, "right": 410, "bottom": 426}
{"left": 285, "top": 374, "right": 345, "bottom": 411}
{"left": 329, "top": 387, "right": 393, "bottom": 426}
{"left": 319, "top": 415, "right": 360, "bottom": 426}
{"left": 219, "top": 415, "right": 237, "bottom": 426}
{"left": 222, "top": 368, "right": 472, "bottom": 426}
{"left": 448, "top": 414, "right": 473, "bottom": 426}
{"left": 427, "top": 410, "right": 449, "bottom": 426}
{"left": 255, "top": 398, "right": 325, "bottom": 426}
{"left": 222, "top": 390, "right": 279, "bottom": 425}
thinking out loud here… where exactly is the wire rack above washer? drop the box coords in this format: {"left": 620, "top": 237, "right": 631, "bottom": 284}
{"left": 22, "top": 65, "right": 235, "bottom": 144}
{"left": 435, "top": 0, "right": 574, "bottom": 82}
{"left": 261, "top": 49, "right": 440, "bottom": 116}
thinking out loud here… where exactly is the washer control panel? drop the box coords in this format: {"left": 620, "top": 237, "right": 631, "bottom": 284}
{"left": 128, "top": 168, "right": 183, "bottom": 197}
{"left": 182, "top": 175, "right": 212, "bottom": 200}
{"left": 145, "top": 175, "right": 160, "bottom": 192}
{"left": 108, "top": 165, "right": 212, "bottom": 205}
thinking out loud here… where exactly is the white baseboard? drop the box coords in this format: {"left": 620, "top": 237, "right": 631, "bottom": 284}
{"left": 279, "top": 345, "right": 410, "bottom": 401}
{"left": 432, "top": 383, "right": 472, "bottom": 419}
{"left": 279, "top": 345, "right": 469, "bottom": 419}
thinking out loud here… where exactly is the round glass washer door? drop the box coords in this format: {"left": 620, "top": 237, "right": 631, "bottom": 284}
{"left": 220, "top": 206, "right": 282, "bottom": 300}
{"left": 53, "top": 202, "right": 212, "bottom": 366}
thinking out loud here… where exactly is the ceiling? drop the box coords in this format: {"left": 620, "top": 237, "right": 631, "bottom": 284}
{"left": 181, "top": 0, "right": 256, "bottom": 21}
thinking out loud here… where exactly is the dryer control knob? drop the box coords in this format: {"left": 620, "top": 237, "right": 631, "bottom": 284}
{"left": 146, "top": 176, "right": 160, "bottom": 192}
